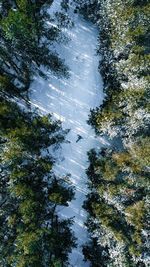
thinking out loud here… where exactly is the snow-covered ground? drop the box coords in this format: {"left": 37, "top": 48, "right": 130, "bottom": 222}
{"left": 30, "top": 2, "right": 106, "bottom": 266}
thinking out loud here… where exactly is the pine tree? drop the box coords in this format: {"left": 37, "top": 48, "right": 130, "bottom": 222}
{"left": 0, "top": 97, "right": 76, "bottom": 266}
{"left": 82, "top": 0, "right": 150, "bottom": 266}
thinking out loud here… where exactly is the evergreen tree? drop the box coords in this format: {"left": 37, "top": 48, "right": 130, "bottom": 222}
{"left": 0, "top": 97, "right": 76, "bottom": 267}
{"left": 81, "top": 0, "right": 150, "bottom": 266}
{"left": 0, "top": 0, "right": 69, "bottom": 94}
{"left": 0, "top": 1, "right": 76, "bottom": 266}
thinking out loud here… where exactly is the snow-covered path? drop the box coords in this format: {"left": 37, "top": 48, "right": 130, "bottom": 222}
{"left": 30, "top": 4, "right": 106, "bottom": 266}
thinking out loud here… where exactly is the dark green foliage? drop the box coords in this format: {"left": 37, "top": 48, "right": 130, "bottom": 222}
{"left": 0, "top": 2, "right": 76, "bottom": 265}
{"left": 0, "top": 97, "right": 76, "bottom": 267}
{"left": 81, "top": 0, "right": 150, "bottom": 266}
{"left": 83, "top": 239, "right": 110, "bottom": 267}
{"left": 0, "top": 0, "right": 69, "bottom": 94}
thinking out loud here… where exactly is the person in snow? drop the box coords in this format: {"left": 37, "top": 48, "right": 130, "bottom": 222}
{"left": 76, "top": 134, "right": 83, "bottom": 143}
{"left": 76, "top": 55, "right": 84, "bottom": 62}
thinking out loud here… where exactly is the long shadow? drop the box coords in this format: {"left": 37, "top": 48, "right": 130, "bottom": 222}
{"left": 30, "top": 7, "right": 106, "bottom": 267}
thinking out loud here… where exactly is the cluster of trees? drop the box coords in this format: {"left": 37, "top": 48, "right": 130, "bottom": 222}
{"left": 0, "top": 97, "right": 76, "bottom": 266}
{"left": 78, "top": 0, "right": 150, "bottom": 266}
{"left": 0, "top": 1, "right": 77, "bottom": 266}
{"left": 0, "top": 0, "right": 69, "bottom": 98}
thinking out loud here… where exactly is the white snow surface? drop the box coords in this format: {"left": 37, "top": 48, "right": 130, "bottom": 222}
{"left": 30, "top": 1, "right": 106, "bottom": 266}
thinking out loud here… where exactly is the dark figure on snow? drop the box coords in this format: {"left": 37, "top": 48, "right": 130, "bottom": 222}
{"left": 76, "top": 134, "right": 83, "bottom": 143}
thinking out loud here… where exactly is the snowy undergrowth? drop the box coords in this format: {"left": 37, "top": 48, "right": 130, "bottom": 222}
{"left": 30, "top": 1, "right": 106, "bottom": 266}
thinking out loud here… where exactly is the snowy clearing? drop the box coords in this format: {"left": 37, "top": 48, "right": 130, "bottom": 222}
{"left": 30, "top": 2, "right": 106, "bottom": 266}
